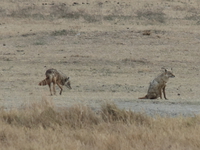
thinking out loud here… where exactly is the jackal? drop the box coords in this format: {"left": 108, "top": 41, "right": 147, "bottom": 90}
{"left": 139, "top": 68, "right": 175, "bottom": 100}
{"left": 39, "top": 68, "right": 72, "bottom": 95}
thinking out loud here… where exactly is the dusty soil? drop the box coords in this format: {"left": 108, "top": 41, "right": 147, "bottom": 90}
{"left": 0, "top": 0, "right": 200, "bottom": 116}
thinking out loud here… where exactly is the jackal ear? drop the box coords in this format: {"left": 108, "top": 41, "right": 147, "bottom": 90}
{"left": 161, "top": 67, "right": 167, "bottom": 73}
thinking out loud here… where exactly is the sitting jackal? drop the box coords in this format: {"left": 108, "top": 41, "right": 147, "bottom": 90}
{"left": 139, "top": 68, "right": 175, "bottom": 100}
{"left": 39, "top": 68, "right": 72, "bottom": 95}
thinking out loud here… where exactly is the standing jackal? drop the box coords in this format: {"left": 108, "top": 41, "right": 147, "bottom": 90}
{"left": 139, "top": 68, "right": 175, "bottom": 100}
{"left": 39, "top": 68, "right": 72, "bottom": 95}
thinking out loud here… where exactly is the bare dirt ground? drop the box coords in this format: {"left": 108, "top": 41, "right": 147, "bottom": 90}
{"left": 1, "top": 0, "right": 200, "bottom": 116}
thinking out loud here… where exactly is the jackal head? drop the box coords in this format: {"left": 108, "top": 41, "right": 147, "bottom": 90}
{"left": 65, "top": 77, "right": 72, "bottom": 89}
{"left": 163, "top": 68, "right": 175, "bottom": 78}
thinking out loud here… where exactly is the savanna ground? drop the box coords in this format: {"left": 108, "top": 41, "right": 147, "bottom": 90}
{"left": 1, "top": 0, "right": 200, "bottom": 149}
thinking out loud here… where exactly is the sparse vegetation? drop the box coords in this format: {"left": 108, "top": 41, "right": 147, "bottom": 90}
{"left": 33, "top": 41, "right": 46, "bottom": 45}
{"left": 184, "top": 14, "right": 200, "bottom": 21}
{"left": 2, "top": 1, "right": 168, "bottom": 24}
{"left": 3, "top": 0, "right": 200, "bottom": 25}
{"left": 1, "top": 100, "right": 200, "bottom": 149}
{"left": 51, "top": 29, "right": 76, "bottom": 36}
{"left": 136, "top": 9, "right": 166, "bottom": 23}
{"left": 50, "top": 3, "right": 100, "bottom": 22}
{"left": 122, "top": 58, "right": 150, "bottom": 65}
{"left": 21, "top": 33, "right": 36, "bottom": 37}
{"left": 5, "top": 3, "right": 100, "bottom": 23}
{"left": 9, "top": 6, "right": 45, "bottom": 20}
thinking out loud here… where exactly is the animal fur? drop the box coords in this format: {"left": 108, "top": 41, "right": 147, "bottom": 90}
{"left": 139, "top": 68, "right": 175, "bottom": 100}
{"left": 39, "top": 68, "right": 72, "bottom": 95}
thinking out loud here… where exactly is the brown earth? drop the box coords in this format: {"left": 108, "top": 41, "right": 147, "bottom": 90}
{"left": 0, "top": 0, "right": 200, "bottom": 116}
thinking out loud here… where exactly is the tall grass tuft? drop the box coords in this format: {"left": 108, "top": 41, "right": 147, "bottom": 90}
{"left": 101, "top": 103, "right": 150, "bottom": 125}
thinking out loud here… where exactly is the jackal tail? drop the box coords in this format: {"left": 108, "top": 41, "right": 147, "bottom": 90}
{"left": 39, "top": 78, "right": 49, "bottom": 86}
{"left": 138, "top": 95, "right": 148, "bottom": 99}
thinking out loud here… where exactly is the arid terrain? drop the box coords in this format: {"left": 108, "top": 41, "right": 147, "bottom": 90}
{"left": 2, "top": 1, "right": 200, "bottom": 150}
{"left": 1, "top": 0, "right": 200, "bottom": 116}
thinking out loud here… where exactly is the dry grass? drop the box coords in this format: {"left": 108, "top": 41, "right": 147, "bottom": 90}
{"left": 0, "top": 100, "right": 200, "bottom": 150}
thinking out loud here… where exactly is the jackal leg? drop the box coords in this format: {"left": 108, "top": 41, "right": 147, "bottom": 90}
{"left": 48, "top": 83, "right": 53, "bottom": 96}
{"left": 163, "top": 85, "right": 167, "bottom": 100}
{"left": 57, "top": 83, "right": 63, "bottom": 95}
{"left": 51, "top": 78, "right": 57, "bottom": 95}
{"left": 52, "top": 83, "right": 56, "bottom": 95}
{"left": 159, "top": 88, "right": 162, "bottom": 99}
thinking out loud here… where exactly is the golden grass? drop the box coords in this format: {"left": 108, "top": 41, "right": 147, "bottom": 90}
{"left": 1, "top": 100, "right": 200, "bottom": 150}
